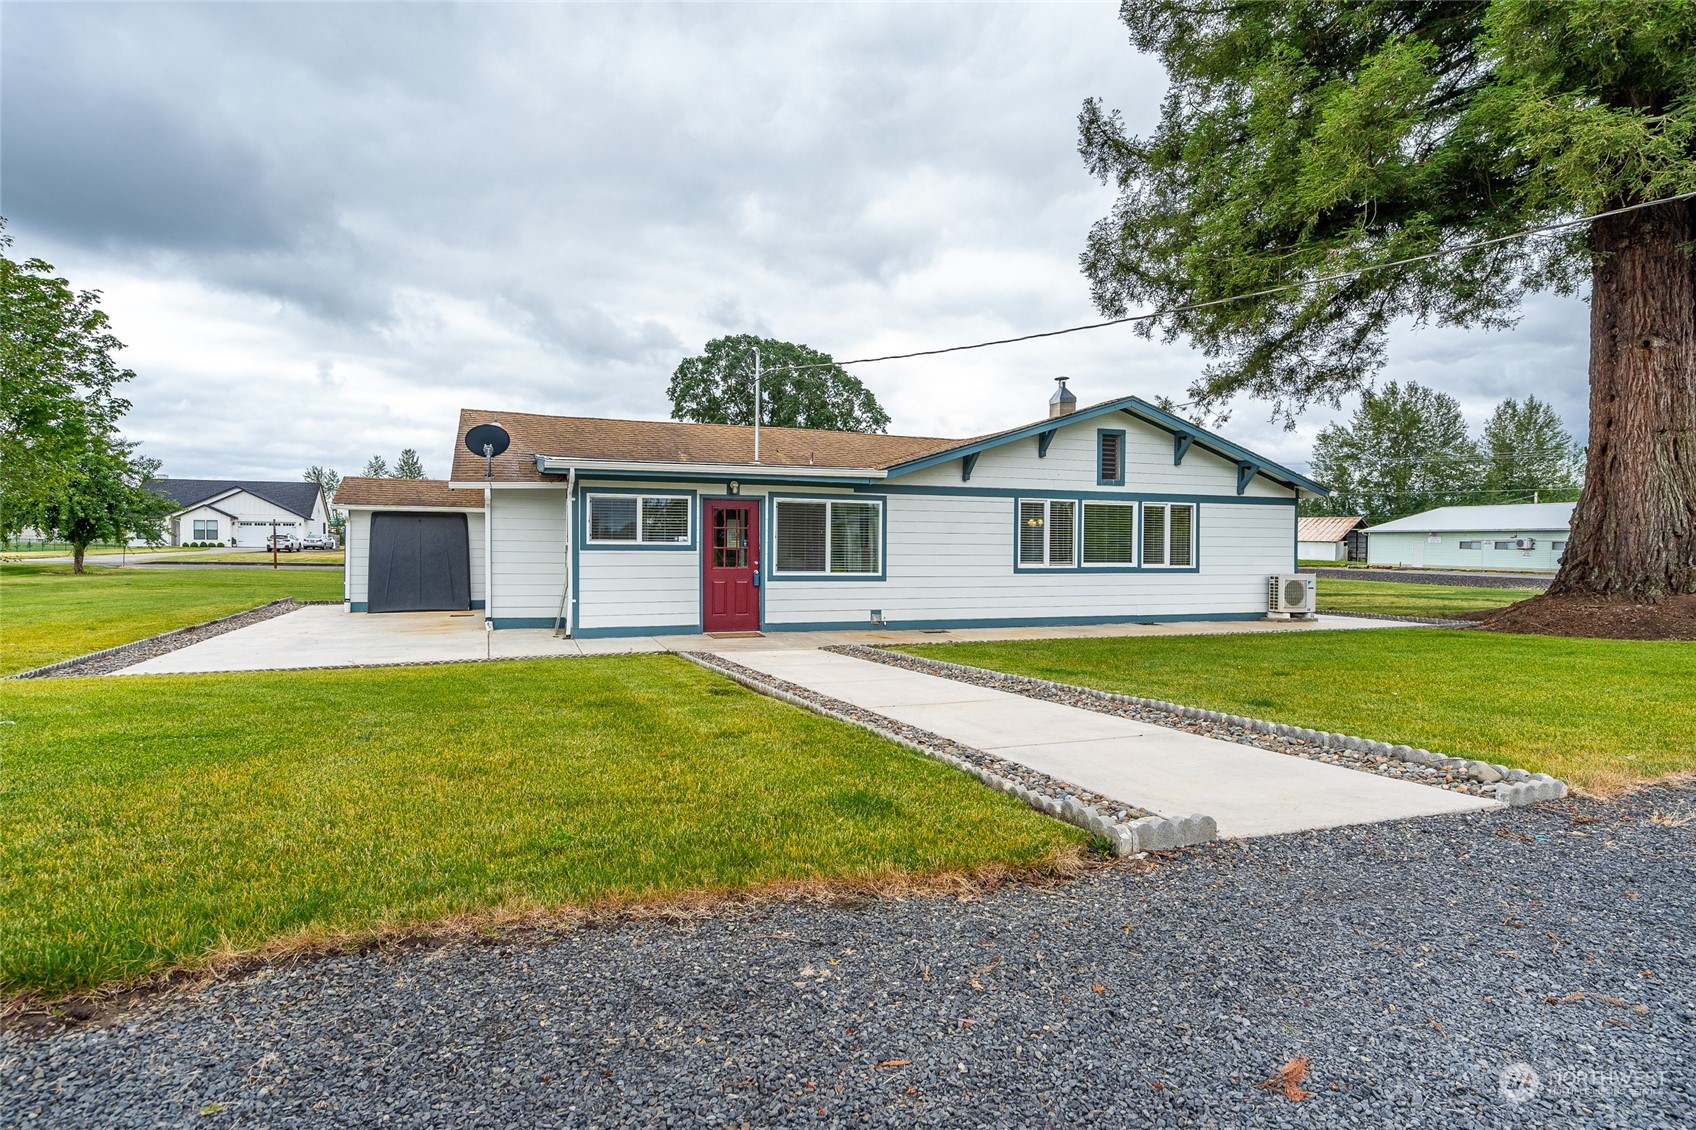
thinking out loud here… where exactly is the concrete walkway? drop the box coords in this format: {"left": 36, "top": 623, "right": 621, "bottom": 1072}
{"left": 113, "top": 605, "right": 1409, "bottom": 675}
{"left": 724, "top": 648, "right": 1500, "bottom": 839}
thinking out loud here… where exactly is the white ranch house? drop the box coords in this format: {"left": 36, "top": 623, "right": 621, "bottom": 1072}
{"left": 334, "top": 386, "right": 1328, "bottom": 637}
{"left": 147, "top": 479, "right": 331, "bottom": 547}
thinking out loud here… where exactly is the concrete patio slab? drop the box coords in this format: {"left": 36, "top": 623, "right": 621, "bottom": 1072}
{"left": 723, "top": 648, "right": 1500, "bottom": 840}
{"left": 110, "top": 606, "right": 1419, "bottom": 676}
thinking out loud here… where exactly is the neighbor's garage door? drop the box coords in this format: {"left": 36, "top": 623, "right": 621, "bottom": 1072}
{"left": 368, "top": 512, "right": 472, "bottom": 613}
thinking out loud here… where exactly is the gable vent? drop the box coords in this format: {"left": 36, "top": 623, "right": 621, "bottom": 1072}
{"left": 1099, "top": 431, "right": 1123, "bottom": 483}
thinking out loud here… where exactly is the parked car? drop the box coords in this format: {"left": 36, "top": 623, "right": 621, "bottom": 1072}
{"left": 302, "top": 533, "right": 338, "bottom": 550}
{"left": 267, "top": 533, "right": 303, "bottom": 552}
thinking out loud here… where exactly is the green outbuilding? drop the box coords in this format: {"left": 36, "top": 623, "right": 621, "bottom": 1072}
{"left": 1364, "top": 502, "right": 1574, "bottom": 572}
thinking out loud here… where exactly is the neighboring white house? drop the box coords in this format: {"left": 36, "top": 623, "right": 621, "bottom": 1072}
{"left": 1297, "top": 515, "right": 1366, "bottom": 562}
{"left": 147, "top": 479, "right": 331, "bottom": 547}
{"left": 1364, "top": 502, "right": 1575, "bottom": 571}
{"left": 334, "top": 384, "right": 1329, "bottom": 635}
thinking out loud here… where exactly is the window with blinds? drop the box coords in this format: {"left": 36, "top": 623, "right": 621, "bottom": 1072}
{"left": 587, "top": 494, "right": 691, "bottom": 544}
{"left": 774, "top": 499, "right": 881, "bottom": 575}
{"left": 1018, "top": 499, "right": 1076, "bottom": 566}
{"left": 1142, "top": 502, "right": 1195, "bottom": 567}
{"left": 1081, "top": 502, "right": 1135, "bottom": 564}
{"left": 1097, "top": 430, "right": 1125, "bottom": 485}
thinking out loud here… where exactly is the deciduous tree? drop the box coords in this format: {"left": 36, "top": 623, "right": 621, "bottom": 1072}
{"left": 31, "top": 439, "right": 175, "bottom": 572}
{"left": 1079, "top": 0, "right": 1696, "bottom": 599}
{"left": 668, "top": 335, "right": 891, "bottom": 434}
{"left": 1479, "top": 396, "right": 1582, "bottom": 502}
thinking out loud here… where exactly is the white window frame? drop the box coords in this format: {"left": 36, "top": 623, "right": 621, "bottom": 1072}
{"left": 771, "top": 497, "right": 883, "bottom": 576}
{"left": 192, "top": 519, "right": 219, "bottom": 541}
{"left": 1140, "top": 502, "right": 1197, "bottom": 569}
{"left": 1080, "top": 500, "right": 1138, "bottom": 566}
{"left": 585, "top": 493, "right": 692, "bottom": 545}
{"left": 1018, "top": 499, "right": 1078, "bottom": 568}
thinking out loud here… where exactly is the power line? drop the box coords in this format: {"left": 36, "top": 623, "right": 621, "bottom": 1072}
{"left": 781, "top": 190, "right": 1696, "bottom": 371}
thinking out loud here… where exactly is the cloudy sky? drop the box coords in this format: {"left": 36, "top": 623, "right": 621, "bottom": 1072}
{"left": 3, "top": 2, "right": 1590, "bottom": 483}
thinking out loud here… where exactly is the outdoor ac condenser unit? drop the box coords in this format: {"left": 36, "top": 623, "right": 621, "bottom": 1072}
{"left": 1267, "top": 574, "right": 1316, "bottom": 619}
{"left": 1514, "top": 537, "right": 1536, "bottom": 550}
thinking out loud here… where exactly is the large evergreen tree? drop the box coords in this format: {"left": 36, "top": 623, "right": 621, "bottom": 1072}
{"left": 1080, "top": 1, "right": 1696, "bottom": 600}
{"left": 1306, "top": 382, "right": 1479, "bottom": 525}
{"left": 669, "top": 335, "right": 891, "bottom": 434}
{"left": 1479, "top": 396, "right": 1583, "bottom": 502}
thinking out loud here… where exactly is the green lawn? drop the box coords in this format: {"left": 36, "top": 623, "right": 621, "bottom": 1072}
{"left": 1317, "top": 578, "right": 1541, "bottom": 617}
{"left": 0, "top": 562, "right": 344, "bottom": 675}
{"left": 173, "top": 549, "right": 345, "bottom": 565}
{"left": 0, "top": 657, "right": 1082, "bottom": 997}
{"left": 898, "top": 631, "right": 1696, "bottom": 795}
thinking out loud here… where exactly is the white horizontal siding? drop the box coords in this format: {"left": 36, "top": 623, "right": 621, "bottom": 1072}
{"left": 345, "top": 509, "right": 369, "bottom": 604}
{"left": 762, "top": 494, "right": 1295, "bottom": 626}
{"left": 490, "top": 487, "right": 568, "bottom": 619}
{"left": 901, "top": 412, "right": 1292, "bottom": 499}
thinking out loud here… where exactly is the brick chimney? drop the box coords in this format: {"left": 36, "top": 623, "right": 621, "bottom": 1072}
{"left": 1048, "top": 376, "right": 1077, "bottom": 419}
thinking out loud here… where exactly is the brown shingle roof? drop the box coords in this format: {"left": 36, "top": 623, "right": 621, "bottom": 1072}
{"left": 333, "top": 478, "right": 484, "bottom": 509}
{"left": 448, "top": 408, "right": 969, "bottom": 483}
{"left": 1297, "top": 515, "right": 1364, "bottom": 542}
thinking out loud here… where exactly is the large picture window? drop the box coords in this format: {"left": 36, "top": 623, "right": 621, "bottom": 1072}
{"left": 192, "top": 519, "right": 219, "bottom": 541}
{"left": 586, "top": 494, "right": 692, "bottom": 545}
{"left": 1018, "top": 499, "right": 1077, "bottom": 567}
{"left": 1081, "top": 502, "right": 1136, "bottom": 565}
{"left": 773, "top": 499, "right": 881, "bottom": 575}
{"left": 1141, "top": 502, "right": 1195, "bottom": 568}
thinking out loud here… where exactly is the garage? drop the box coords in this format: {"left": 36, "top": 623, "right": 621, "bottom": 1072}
{"left": 368, "top": 512, "right": 472, "bottom": 612}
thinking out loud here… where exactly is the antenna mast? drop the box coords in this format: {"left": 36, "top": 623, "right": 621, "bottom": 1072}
{"left": 753, "top": 346, "right": 762, "bottom": 464}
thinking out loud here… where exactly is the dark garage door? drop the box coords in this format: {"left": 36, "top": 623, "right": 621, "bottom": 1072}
{"left": 368, "top": 512, "right": 472, "bottom": 613}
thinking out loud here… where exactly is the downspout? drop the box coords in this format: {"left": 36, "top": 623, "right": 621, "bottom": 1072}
{"left": 553, "top": 467, "right": 575, "bottom": 637}
{"left": 483, "top": 485, "right": 493, "bottom": 627}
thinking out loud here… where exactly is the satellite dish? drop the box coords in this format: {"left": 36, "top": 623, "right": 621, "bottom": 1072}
{"left": 464, "top": 423, "right": 511, "bottom": 458}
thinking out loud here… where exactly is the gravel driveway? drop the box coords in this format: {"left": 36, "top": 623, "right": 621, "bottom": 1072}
{"left": 6, "top": 786, "right": 1692, "bottom": 1129}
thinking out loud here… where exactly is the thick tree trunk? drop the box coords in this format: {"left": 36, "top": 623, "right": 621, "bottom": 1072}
{"left": 1549, "top": 200, "right": 1696, "bottom": 601}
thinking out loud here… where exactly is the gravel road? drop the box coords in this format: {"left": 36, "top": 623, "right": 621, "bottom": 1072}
{"left": 5, "top": 786, "right": 1691, "bottom": 1129}
{"left": 1305, "top": 568, "right": 1552, "bottom": 590}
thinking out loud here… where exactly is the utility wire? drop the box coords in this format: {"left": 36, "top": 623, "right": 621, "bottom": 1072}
{"left": 771, "top": 190, "right": 1696, "bottom": 372}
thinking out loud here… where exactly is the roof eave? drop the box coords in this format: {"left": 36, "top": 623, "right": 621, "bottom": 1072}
{"left": 527, "top": 455, "right": 889, "bottom": 481}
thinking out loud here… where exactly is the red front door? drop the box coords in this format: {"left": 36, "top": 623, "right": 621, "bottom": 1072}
{"left": 703, "top": 500, "right": 760, "bottom": 632}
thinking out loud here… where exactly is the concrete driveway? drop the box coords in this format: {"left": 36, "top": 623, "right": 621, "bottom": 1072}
{"left": 112, "top": 605, "right": 1412, "bottom": 674}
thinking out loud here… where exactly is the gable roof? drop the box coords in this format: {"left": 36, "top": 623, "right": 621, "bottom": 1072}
{"left": 147, "top": 479, "right": 325, "bottom": 520}
{"left": 1364, "top": 502, "right": 1575, "bottom": 534}
{"left": 449, "top": 399, "right": 1329, "bottom": 496}
{"left": 449, "top": 408, "right": 963, "bottom": 483}
{"left": 1298, "top": 515, "right": 1364, "bottom": 543}
{"left": 334, "top": 477, "right": 485, "bottom": 509}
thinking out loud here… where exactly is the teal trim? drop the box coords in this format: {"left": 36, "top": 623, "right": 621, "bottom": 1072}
{"left": 766, "top": 611, "right": 1268, "bottom": 632}
{"left": 1236, "top": 462, "right": 1257, "bottom": 496}
{"left": 493, "top": 617, "right": 573, "bottom": 629}
{"left": 471, "top": 599, "right": 485, "bottom": 609}
{"left": 882, "top": 399, "right": 1146, "bottom": 478}
{"left": 1097, "top": 428, "right": 1126, "bottom": 486}
{"left": 765, "top": 493, "right": 888, "bottom": 582}
{"left": 569, "top": 622, "right": 702, "bottom": 638}
{"left": 543, "top": 468, "right": 879, "bottom": 487}
{"left": 865, "top": 483, "right": 1297, "bottom": 506}
{"left": 1174, "top": 434, "right": 1194, "bottom": 464}
{"left": 961, "top": 452, "right": 979, "bottom": 481}
{"left": 580, "top": 487, "right": 699, "bottom": 552}
{"left": 1118, "top": 398, "right": 1330, "bottom": 495}
{"left": 349, "top": 601, "right": 368, "bottom": 611}
{"left": 1037, "top": 429, "right": 1057, "bottom": 458}
{"left": 1010, "top": 496, "right": 1201, "bottom": 574}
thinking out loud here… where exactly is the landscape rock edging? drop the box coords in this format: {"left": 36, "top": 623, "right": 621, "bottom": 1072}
{"left": 831, "top": 645, "right": 1568, "bottom": 808}
{"left": 678, "top": 652, "right": 1217, "bottom": 857}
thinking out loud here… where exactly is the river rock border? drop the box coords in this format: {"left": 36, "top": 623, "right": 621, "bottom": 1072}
{"left": 8, "top": 599, "right": 340, "bottom": 680}
{"left": 680, "top": 652, "right": 1217, "bottom": 857}
{"left": 829, "top": 645, "right": 1568, "bottom": 808}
